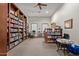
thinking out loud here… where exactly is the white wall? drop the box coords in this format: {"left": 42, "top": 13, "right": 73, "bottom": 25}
{"left": 28, "top": 17, "right": 51, "bottom": 33}
{"left": 51, "top": 3, "right": 79, "bottom": 43}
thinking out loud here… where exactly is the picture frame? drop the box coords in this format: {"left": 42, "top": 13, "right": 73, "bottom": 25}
{"left": 64, "top": 19, "right": 73, "bottom": 29}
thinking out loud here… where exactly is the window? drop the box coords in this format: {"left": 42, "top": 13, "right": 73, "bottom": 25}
{"left": 42, "top": 23, "right": 49, "bottom": 33}
{"left": 31, "top": 23, "right": 38, "bottom": 33}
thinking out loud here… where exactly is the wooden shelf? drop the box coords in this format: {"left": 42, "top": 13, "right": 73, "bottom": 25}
{"left": 10, "top": 27, "right": 18, "bottom": 29}
{"left": 10, "top": 39, "right": 19, "bottom": 43}
{"left": 44, "top": 28, "right": 62, "bottom": 43}
{"left": 7, "top": 3, "right": 27, "bottom": 50}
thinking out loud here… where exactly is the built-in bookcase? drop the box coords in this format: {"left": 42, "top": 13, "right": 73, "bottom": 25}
{"left": 7, "top": 3, "right": 27, "bottom": 50}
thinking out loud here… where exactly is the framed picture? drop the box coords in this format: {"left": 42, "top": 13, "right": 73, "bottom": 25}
{"left": 64, "top": 19, "right": 73, "bottom": 29}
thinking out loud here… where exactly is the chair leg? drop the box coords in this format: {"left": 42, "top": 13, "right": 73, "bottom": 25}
{"left": 63, "top": 48, "right": 66, "bottom": 55}
{"left": 63, "top": 48, "right": 69, "bottom": 56}
{"left": 56, "top": 43, "right": 62, "bottom": 52}
{"left": 56, "top": 45, "right": 59, "bottom": 51}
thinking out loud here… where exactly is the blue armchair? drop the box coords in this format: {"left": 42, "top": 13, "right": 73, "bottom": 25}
{"left": 67, "top": 43, "right": 79, "bottom": 55}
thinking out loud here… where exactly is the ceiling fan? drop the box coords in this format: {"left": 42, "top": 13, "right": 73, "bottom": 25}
{"left": 34, "top": 3, "right": 47, "bottom": 10}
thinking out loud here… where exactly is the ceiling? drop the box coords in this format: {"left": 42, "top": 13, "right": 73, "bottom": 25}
{"left": 15, "top": 3, "right": 64, "bottom": 17}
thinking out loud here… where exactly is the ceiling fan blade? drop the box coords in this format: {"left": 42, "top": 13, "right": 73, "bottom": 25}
{"left": 39, "top": 5, "right": 42, "bottom": 10}
{"left": 40, "top": 3, "right": 47, "bottom": 6}
{"left": 33, "top": 3, "right": 38, "bottom": 7}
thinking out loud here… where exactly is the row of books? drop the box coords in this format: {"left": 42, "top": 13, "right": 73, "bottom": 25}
{"left": 10, "top": 33, "right": 19, "bottom": 37}
{"left": 10, "top": 28, "right": 18, "bottom": 32}
{"left": 47, "top": 36, "right": 61, "bottom": 39}
{"left": 10, "top": 35, "right": 23, "bottom": 42}
{"left": 10, "top": 23, "right": 23, "bottom": 28}
{"left": 10, "top": 18, "right": 23, "bottom": 25}
{"left": 10, "top": 32, "right": 23, "bottom": 37}
{"left": 47, "top": 32, "right": 61, "bottom": 35}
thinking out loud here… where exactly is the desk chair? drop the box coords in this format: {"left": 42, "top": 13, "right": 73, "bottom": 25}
{"left": 61, "top": 33, "right": 70, "bottom": 55}
{"left": 63, "top": 33, "right": 70, "bottom": 39}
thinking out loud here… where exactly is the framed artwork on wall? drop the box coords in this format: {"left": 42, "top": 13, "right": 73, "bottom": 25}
{"left": 64, "top": 19, "right": 73, "bottom": 29}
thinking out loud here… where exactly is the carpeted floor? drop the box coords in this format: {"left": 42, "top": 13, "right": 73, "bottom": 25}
{"left": 7, "top": 38, "right": 66, "bottom": 56}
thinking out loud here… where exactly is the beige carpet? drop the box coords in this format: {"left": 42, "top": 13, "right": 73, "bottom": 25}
{"left": 7, "top": 38, "right": 64, "bottom": 56}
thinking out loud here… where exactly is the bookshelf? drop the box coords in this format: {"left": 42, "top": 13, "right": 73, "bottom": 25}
{"left": 0, "top": 3, "right": 27, "bottom": 55}
{"left": 44, "top": 27, "right": 62, "bottom": 43}
{"left": 7, "top": 3, "right": 27, "bottom": 50}
{"left": 51, "top": 27, "right": 62, "bottom": 42}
